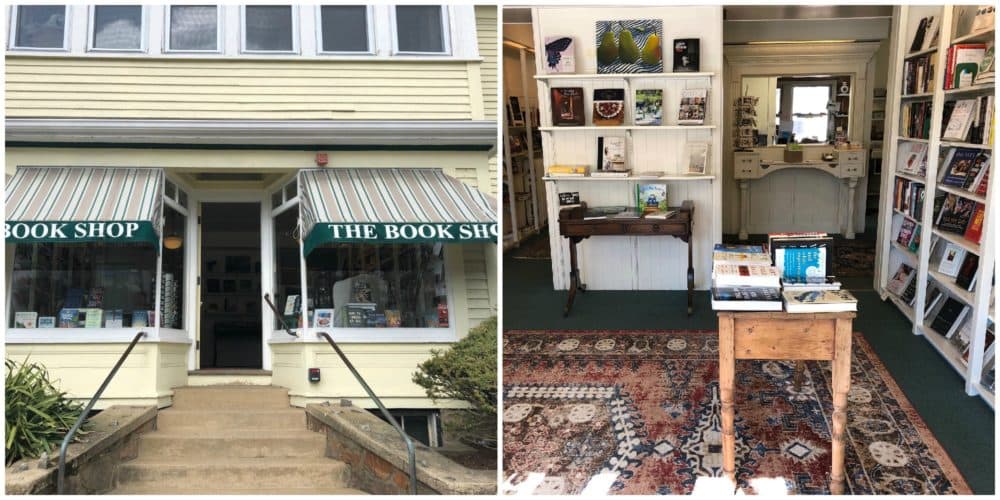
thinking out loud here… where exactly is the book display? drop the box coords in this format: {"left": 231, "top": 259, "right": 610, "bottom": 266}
{"left": 535, "top": 5, "right": 722, "bottom": 294}
{"left": 504, "top": 39, "right": 546, "bottom": 248}
{"left": 879, "top": 5, "right": 996, "bottom": 407}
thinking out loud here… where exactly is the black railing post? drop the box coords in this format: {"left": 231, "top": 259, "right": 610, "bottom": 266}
{"left": 57, "top": 331, "right": 146, "bottom": 494}
{"left": 264, "top": 293, "right": 298, "bottom": 337}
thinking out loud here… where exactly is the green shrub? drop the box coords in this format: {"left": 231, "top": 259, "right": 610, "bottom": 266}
{"left": 412, "top": 316, "right": 497, "bottom": 446}
{"left": 5, "top": 358, "right": 86, "bottom": 465}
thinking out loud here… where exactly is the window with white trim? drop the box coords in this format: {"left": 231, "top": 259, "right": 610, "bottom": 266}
{"left": 12, "top": 5, "right": 68, "bottom": 50}
{"left": 91, "top": 5, "right": 144, "bottom": 51}
{"left": 318, "top": 5, "right": 371, "bottom": 54}
{"left": 166, "top": 5, "right": 220, "bottom": 52}
{"left": 243, "top": 5, "right": 296, "bottom": 53}
{"left": 393, "top": 5, "right": 448, "bottom": 54}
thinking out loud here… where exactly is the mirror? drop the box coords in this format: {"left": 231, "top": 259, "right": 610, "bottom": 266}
{"left": 740, "top": 74, "right": 852, "bottom": 146}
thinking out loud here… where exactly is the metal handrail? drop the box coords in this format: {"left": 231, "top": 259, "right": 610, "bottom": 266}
{"left": 261, "top": 294, "right": 416, "bottom": 493}
{"left": 264, "top": 293, "right": 298, "bottom": 337}
{"left": 58, "top": 331, "right": 146, "bottom": 494}
{"left": 317, "top": 331, "right": 418, "bottom": 496}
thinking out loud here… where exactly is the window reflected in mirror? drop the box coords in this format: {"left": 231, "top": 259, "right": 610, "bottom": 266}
{"left": 741, "top": 75, "right": 852, "bottom": 145}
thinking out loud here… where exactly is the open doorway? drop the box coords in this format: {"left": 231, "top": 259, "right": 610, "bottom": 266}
{"left": 199, "top": 202, "right": 263, "bottom": 369}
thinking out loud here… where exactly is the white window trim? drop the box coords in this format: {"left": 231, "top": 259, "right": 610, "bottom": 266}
{"left": 87, "top": 5, "right": 147, "bottom": 53}
{"left": 390, "top": 4, "right": 451, "bottom": 56}
{"left": 163, "top": 4, "right": 223, "bottom": 54}
{"left": 8, "top": 5, "right": 71, "bottom": 52}
{"left": 240, "top": 4, "right": 300, "bottom": 55}
{"left": 315, "top": 5, "right": 375, "bottom": 56}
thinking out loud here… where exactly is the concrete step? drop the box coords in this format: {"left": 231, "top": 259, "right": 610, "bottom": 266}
{"left": 156, "top": 409, "right": 305, "bottom": 430}
{"left": 137, "top": 430, "right": 326, "bottom": 458}
{"left": 110, "top": 486, "right": 367, "bottom": 495}
{"left": 170, "top": 386, "right": 290, "bottom": 410}
{"left": 117, "top": 457, "right": 350, "bottom": 488}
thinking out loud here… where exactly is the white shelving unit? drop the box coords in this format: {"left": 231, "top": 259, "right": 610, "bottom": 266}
{"left": 531, "top": 6, "right": 723, "bottom": 292}
{"left": 878, "top": 5, "right": 996, "bottom": 408}
{"left": 502, "top": 40, "right": 545, "bottom": 249}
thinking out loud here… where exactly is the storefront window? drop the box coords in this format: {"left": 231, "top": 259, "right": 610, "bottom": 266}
{"left": 306, "top": 243, "right": 448, "bottom": 328}
{"left": 9, "top": 243, "right": 156, "bottom": 329}
{"left": 160, "top": 205, "right": 186, "bottom": 329}
{"left": 273, "top": 208, "right": 301, "bottom": 329}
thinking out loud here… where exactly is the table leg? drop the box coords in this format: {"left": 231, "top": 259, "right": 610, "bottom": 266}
{"left": 719, "top": 315, "right": 737, "bottom": 486}
{"left": 830, "top": 318, "right": 853, "bottom": 494}
{"left": 844, "top": 177, "right": 858, "bottom": 240}
{"left": 687, "top": 234, "right": 694, "bottom": 315}
{"left": 564, "top": 237, "right": 581, "bottom": 317}
{"left": 738, "top": 179, "right": 750, "bottom": 240}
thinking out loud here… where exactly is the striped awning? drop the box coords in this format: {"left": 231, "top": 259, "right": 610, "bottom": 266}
{"left": 299, "top": 168, "right": 497, "bottom": 254}
{"left": 5, "top": 167, "right": 164, "bottom": 245}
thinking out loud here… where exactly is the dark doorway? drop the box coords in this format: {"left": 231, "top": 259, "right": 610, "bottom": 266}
{"left": 199, "top": 202, "right": 263, "bottom": 369}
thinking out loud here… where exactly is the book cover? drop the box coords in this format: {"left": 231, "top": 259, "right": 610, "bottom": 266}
{"left": 59, "top": 308, "right": 79, "bottom": 328}
{"left": 672, "top": 38, "right": 699, "bottom": 72}
{"left": 132, "top": 310, "right": 148, "bottom": 328}
{"left": 711, "top": 286, "right": 783, "bottom": 311}
{"left": 634, "top": 89, "right": 663, "bottom": 126}
{"left": 551, "top": 87, "right": 586, "bottom": 126}
{"left": 942, "top": 99, "right": 977, "bottom": 141}
{"left": 712, "top": 264, "right": 781, "bottom": 287}
{"left": 897, "top": 141, "right": 928, "bottom": 175}
{"left": 783, "top": 290, "right": 858, "bottom": 313}
{"left": 83, "top": 309, "right": 103, "bottom": 329}
{"left": 886, "top": 263, "right": 916, "bottom": 295}
{"left": 936, "top": 194, "right": 975, "bottom": 234}
{"left": 283, "top": 294, "right": 300, "bottom": 315}
{"left": 677, "top": 88, "right": 708, "bottom": 125}
{"left": 897, "top": 218, "right": 917, "bottom": 246}
{"left": 963, "top": 203, "right": 985, "bottom": 243}
{"left": 781, "top": 276, "right": 842, "bottom": 291}
{"left": 686, "top": 142, "right": 709, "bottom": 175}
{"left": 930, "top": 298, "right": 970, "bottom": 338}
{"left": 314, "top": 308, "right": 335, "bottom": 328}
{"left": 543, "top": 36, "right": 575, "bottom": 74}
{"left": 14, "top": 311, "right": 37, "bottom": 329}
{"left": 908, "top": 224, "right": 922, "bottom": 252}
{"left": 644, "top": 209, "right": 677, "bottom": 219}
{"left": 597, "top": 136, "right": 627, "bottom": 171}
{"left": 38, "top": 316, "right": 56, "bottom": 329}
{"left": 105, "top": 309, "right": 124, "bottom": 328}
{"left": 592, "top": 88, "right": 625, "bottom": 125}
{"left": 909, "top": 16, "right": 929, "bottom": 53}
{"left": 901, "top": 275, "right": 919, "bottom": 305}
{"left": 940, "top": 148, "right": 979, "bottom": 187}
{"left": 775, "top": 245, "right": 830, "bottom": 279}
{"left": 636, "top": 183, "right": 667, "bottom": 212}
{"left": 923, "top": 286, "right": 944, "bottom": 319}
{"left": 714, "top": 243, "right": 767, "bottom": 254}
{"left": 955, "top": 253, "right": 980, "bottom": 291}
{"left": 937, "top": 243, "right": 967, "bottom": 276}
{"left": 961, "top": 152, "right": 990, "bottom": 190}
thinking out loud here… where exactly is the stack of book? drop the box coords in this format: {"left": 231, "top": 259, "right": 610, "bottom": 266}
{"left": 893, "top": 177, "right": 926, "bottom": 218}
{"left": 769, "top": 233, "right": 857, "bottom": 313}
{"left": 943, "top": 43, "right": 987, "bottom": 90}
{"left": 903, "top": 53, "right": 936, "bottom": 95}
{"left": 710, "top": 244, "right": 782, "bottom": 311}
{"left": 548, "top": 164, "right": 588, "bottom": 177}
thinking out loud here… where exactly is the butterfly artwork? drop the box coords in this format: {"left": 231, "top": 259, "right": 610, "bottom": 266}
{"left": 544, "top": 36, "right": 575, "bottom": 73}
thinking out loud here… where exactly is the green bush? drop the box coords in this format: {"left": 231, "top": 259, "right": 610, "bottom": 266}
{"left": 5, "top": 358, "right": 86, "bottom": 465}
{"left": 412, "top": 316, "right": 497, "bottom": 446}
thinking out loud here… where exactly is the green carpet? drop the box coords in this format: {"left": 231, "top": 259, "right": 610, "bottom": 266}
{"left": 502, "top": 254, "right": 995, "bottom": 494}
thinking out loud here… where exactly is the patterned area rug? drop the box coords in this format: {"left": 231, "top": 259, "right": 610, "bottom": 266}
{"left": 502, "top": 330, "right": 970, "bottom": 495}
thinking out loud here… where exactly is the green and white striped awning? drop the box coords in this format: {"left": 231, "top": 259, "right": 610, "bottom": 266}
{"left": 5, "top": 167, "right": 164, "bottom": 245}
{"left": 299, "top": 168, "right": 497, "bottom": 255}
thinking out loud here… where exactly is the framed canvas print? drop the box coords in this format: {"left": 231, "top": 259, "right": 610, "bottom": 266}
{"left": 595, "top": 19, "right": 663, "bottom": 74}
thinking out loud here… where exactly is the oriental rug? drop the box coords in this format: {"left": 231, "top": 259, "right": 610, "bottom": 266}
{"left": 502, "top": 330, "right": 970, "bottom": 495}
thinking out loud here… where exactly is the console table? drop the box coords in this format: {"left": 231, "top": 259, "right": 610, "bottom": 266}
{"left": 557, "top": 200, "right": 694, "bottom": 316}
{"left": 717, "top": 311, "right": 855, "bottom": 494}
{"left": 734, "top": 150, "right": 866, "bottom": 240}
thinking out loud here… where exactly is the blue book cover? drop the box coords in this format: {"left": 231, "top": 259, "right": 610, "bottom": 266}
{"left": 58, "top": 308, "right": 79, "bottom": 328}
{"left": 713, "top": 244, "right": 766, "bottom": 254}
{"left": 778, "top": 247, "right": 826, "bottom": 279}
{"left": 941, "top": 148, "right": 978, "bottom": 187}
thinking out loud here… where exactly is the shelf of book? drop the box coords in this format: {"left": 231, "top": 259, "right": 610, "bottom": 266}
{"left": 540, "top": 125, "right": 717, "bottom": 131}
{"left": 889, "top": 293, "right": 916, "bottom": 322}
{"left": 936, "top": 183, "right": 987, "bottom": 204}
{"left": 535, "top": 72, "right": 715, "bottom": 81}
{"left": 879, "top": 5, "right": 996, "bottom": 408}
{"left": 544, "top": 175, "right": 716, "bottom": 182}
{"left": 927, "top": 268, "right": 976, "bottom": 306}
{"left": 504, "top": 40, "right": 545, "bottom": 250}
{"left": 931, "top": 227, "right": 981, "bottom": 255}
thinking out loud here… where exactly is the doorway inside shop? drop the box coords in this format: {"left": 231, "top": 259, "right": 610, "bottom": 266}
{"left": 199, "top": 202, "right": 263, "bottom": 369}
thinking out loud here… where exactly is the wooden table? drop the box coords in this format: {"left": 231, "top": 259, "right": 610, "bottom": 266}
{"left": 717, "top": 311, "right": 855, "bottom": 494}
{"left": 558, "top": 200, "right": 694, "bottom": 317}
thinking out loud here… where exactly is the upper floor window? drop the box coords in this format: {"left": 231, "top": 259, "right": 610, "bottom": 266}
{"left": 393, "top": 5, "right": 448, "bottom": 54}
{"left": 90, "top": 5, "right": 144, "bottom": 51}
{"left": 166, "top": 5, "right": 220, "bottom": 52}
{"left": 12, "top": 5, "right": 68, "bottom": 50}
{"left": 242, "top": 5, "right": 297, "bottom": 53}
{"left": 318, "top": 5, "right": 371, "bottom": 54}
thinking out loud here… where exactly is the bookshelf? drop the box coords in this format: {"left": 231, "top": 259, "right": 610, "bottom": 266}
{"left": 878, "top": 5, "right": 996, "bottom": 408}
{"left": 503, "top": 40, "right": 545, "bottom": 249}
{"left": 530, "top": 6, "right": 723, "bottom": 292}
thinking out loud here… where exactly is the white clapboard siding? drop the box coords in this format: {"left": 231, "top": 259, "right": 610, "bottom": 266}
{"left": 476, "top": 5, "right": 499, "bottom": 121}
{"left": 463, "top": 245, "right": 494, "bottom": 325}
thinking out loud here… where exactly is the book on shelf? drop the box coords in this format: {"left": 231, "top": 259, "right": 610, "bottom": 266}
{"left": 964, "top": 203, "right": 985, "bottom": 243}
{"left": 896, "top": 141, "right": 928, "bottom": 176}
{"left": 973, "top": 41, "right": 994, "bottom": 86}
{"left": 672, "top": 38, "right": 700, "bottom": 72}
{"left": 313, "top": 308, "right": 335, "bottom": 328}
{"left": 942, "top": 99, "right": 977, "bottom": 141}
{"left": 974, "top": 161, "right": 990, "bottom": 196}
{"left": 712, "top": 243, "right": 771, "bottom": 266}
{"left": 766, "top": 232, "right": 827, "bottom": 249}
{"left": 897, "top": 218, "right": 918, "bottom": 247}
{"left": 930, "top": 297, "right": 970, "bottom": 339}
{"left": 965, "top": 95, "right": 994, "bottom": 145}
{"left": 38, "top": 316, "right": 56, "bottom": 329}
{"left": 548, "top": 165, "right": 589, "bottom": 177}
{"left": 597, "top": 136, "right": 627, "bottom": 172}
{"left": 961, "top": 151, "right": 991, "bottom": 190}
{"left": 903, "top": 54, "right": 936, "bottom": 95}
{"left": 893, "top": 177, "right": 925, "bottom": 216}
{"left": 283, "top": 294, "right": 300, "bottom": 315}
{"left": 609, "top": 209, "right": 641, "bottom": 219}
{"left": 935, "top": 194, "right": 976, "bottom": 234}
{"left": 783, "top": 290, "right": 858, "bottom": 313}
{"left": 590, "top": 170, "right": 631, "bottom": 178}
{"left": 686, "top": 142, "right": 709, "bottom": 175}
{"left": 886, "top": 263, "right": 916, "bottom": 296}
{"left": 592, "top": 88, "right": 625, "bottom": 126}
{"left": 677, "top": 88, "right": 708, "bottom": 125}
{"left": 104, "top": 309, "right": 124, "bottom": 328}
{"left": 781, "top": 276, "right": 842, "bottom": 292}
{"left": 901, "top": 101, "right": 932, "bottom": 139}
{"left": 945, "top": 44, "right": 987, "bottom": 89}
{"left": 771, "top": 237, "right": 833, "bottom": 280}
{"left": 634, "top": 170, "right": 666, "bottom": 178}
{"left": 954, "top": 252, "right": 980, "bottom": 291}
{"left": 923, "top": 286, "right": 944, "bottom": 317}
{"left": 952, "top": 318, "right": 974, "bottom": 356}
{"left": 971, "top": 5, "right": 995, "bottom": 32}
{"left": 544, "top": 36, "right": 576, "bottom": 74}
{"left": 712, "top": 263, "right": 781, "bottom": 288}
{"left": 14, "top": 311, "right": 37, "bottom": 329}
{"left": 909, "top": 225, "right": 923, "bottom": 252}
{"left": 908, "top": 15, "right": 932, "bottom": 53}
{"left": 551, "top": 87, "right": 586, "bottom": 126}
{"left": 710, "top": 286, "right": 783, "bottom": 311}
{"left": 636, "top": 183, "right": 667, "bottom": 213}
{"left": 558, "top": 191, "right": 581, "bottom": 208}
{"left": 900, "top": 274, "right": 919, "bottom": 305}
{"left": 937, "top": 242, "right": 967, "bottom": 276}
{"left": 583, "top": 205, "right": 629, "bottom": 220}
{"left": 635, "top": 89, "right": 663, "bottom": 126}
{"left": 939, "top": 148, "right": 979, "bottom": 187}
{"left": 644, "top": 209, "right": 677, "bottom": 219}
{"left": 82, "top": 308, "right": 103, "bottom": 329}
{"left": 59, "top": 308, "right": 80, "bottom": 328}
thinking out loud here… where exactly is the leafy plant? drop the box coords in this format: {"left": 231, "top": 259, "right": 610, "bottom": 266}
{"left": 412, "top": 316, "right": 497, "bottom": 446}
{"left": 5, "top": 358, "right": 86, "bottom": 465}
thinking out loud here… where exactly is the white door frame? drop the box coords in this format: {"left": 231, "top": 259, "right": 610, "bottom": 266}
{"left": 190, "top": 188, "right": 273, "bottom": 371}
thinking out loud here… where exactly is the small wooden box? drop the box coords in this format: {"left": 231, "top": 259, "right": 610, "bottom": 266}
{"left": 783, "top": 149, "right": 803, "bottom": 162}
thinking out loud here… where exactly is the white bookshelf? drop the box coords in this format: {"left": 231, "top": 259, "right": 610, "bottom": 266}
{"left": 531, "top": 6, "right": 723, "bottom": 292}
{"left": 503, "top": 40, "right": 545, "bottom": 249}
{"left": 878, "top": 5, "right": 996, "bottom": 408}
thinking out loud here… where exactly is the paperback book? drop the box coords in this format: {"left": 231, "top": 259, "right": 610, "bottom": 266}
{"left": 939, "top": 148, "right": 980, "bottom": 187}
{"left": 886, "top": 263, "right": 916, "bottom": 296}
{"left": 634, "top": 89, "right": 663, "bottom": 126}
{"left": 935, "top": 194, "right": 976, "bottom": 234}
{"left": 710, "top": 286, "right": 783, "bottom": 311}
{"left": 780, "top": 276, "right": 842, "bottom": 292}
{"left": 713, "top": 244, "right": 771, "bottom": 266}
{"left": 597, "top": 136, "right": 628, "bottom": 172}
{"left": 955, "top": 253, "right": 980, "bottom": 291}
{"left": 937, "top": 242, "right": 967, "bottom": 276}
{"left": 38, "top": 316, "right": 56, "bottom": 329}
{"left": 783, "top": 290, "right": 858, "bottom": 313}
{"left": 592, "top": 88, "right": 626, "bottom": 126}
{"left": 712, "top": 263, "right": 781, "bottom": 288}
{"left": 930, "top": 297, "right": 970, "bottom": 339}
{"left": 636, "top": 183, "right": 668, "bottom": 212}
{"left": 14, "top": 312, "right": 37, "bottom": 329}
{"left": 677, "top": 89, "right": 708, "bottom": 125}
{"left": 672, "top": 38, "right": 699, "bottom": 72}
{"left": 551, "top": 87, "right": 586, "bottom": 126}
{"left": 543, "top": 36, "right": 575, "bottom": 74}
